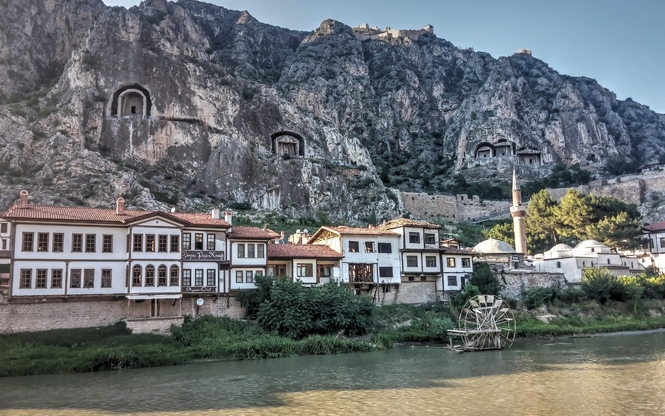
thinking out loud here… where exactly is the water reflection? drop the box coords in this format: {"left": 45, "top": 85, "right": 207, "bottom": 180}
{"left": 1, "top": 333, "right": 665, "bottom": 415}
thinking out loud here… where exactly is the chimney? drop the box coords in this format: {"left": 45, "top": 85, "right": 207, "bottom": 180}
{"left": 19, "top": 190, "right": 28, "bottom": 208}
{"left": 116, "top": 197, "right": 125, "bottom": 215}
{"left": 224, "top": 209, "right": 233, "bottom": 225}
{"left": 211, "top": 207, "right": 220, "bottom": 220}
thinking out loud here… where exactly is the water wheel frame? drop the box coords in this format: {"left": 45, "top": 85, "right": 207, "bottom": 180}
{"left": 448, "top": 294, "right": 516, "bottom": 351}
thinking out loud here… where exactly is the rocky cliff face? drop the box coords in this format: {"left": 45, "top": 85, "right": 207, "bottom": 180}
{"left": 1, "top": 0, "right": 664, "bottom": 219}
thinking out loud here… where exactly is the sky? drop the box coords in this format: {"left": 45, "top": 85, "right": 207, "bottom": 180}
{"left": 103, "top": 0, "right": 665, "bottom": 114}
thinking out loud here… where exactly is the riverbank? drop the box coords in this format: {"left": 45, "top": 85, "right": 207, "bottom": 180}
{"left": 2, "top": 300, "right": 665, "bottom": 377}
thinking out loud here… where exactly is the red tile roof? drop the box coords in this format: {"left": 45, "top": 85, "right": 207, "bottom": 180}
{"left": 228, "top": 226, "right": 280, "bottom": 240}
{"left": 2, "top": 204, "right": 149, "bottom": 223}
{"left": 268, "top": 244, "right": 342, "bottom": 259}
{"left": 441, "top": 247, "right": 473, "bottom": 255}
{"left": 644, "top": 221, "right": 665, "bottom": 232}
{"left": 380, "top": 218, "right": 441, "bottom": 230}
{"left": 169, "top": 212, "right": 230, "bottom": 228}
{"left": 2, "top": 204, "right": 231, "bottom": 228}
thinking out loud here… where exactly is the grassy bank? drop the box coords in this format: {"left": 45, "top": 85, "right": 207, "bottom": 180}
{"left": 0, "top": 317, "right": 379, "bottom": 377}
{"left": 4, "top": 300, "right": 665, "bottom": 378}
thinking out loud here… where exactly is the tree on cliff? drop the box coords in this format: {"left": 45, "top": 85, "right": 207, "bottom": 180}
{"left": 525, "top": 189, "right": 560, "bottom": 252}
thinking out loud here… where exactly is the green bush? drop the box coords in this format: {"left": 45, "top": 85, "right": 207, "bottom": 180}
{"left": 239, "top": 275, "right": 375, "bottom": 339}
{"left": 522, "top": 287, "right": 557, "bottom": 310}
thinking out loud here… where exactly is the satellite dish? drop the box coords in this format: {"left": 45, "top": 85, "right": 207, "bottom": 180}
{"left": 196, "top": 298, "right": 204, "bottom": 306}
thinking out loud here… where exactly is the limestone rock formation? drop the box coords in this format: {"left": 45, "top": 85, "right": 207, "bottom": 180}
{"left": 0, "top": 0, "right": 664, "bottom": 220}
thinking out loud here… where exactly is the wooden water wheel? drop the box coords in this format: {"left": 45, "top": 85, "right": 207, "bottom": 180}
{"left": 447, "top": 294, "right": 516, "bottom": 351}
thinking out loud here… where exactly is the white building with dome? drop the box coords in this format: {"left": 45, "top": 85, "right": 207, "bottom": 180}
{"left": 473, "top": 238, "right": 522, "bottom": 269}
{"left": 533, "top": 240, "right": 644, "bottom": 283}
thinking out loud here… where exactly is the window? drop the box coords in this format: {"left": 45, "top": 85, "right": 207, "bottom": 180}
{"left": 72, "top": 234, "right": 83, "bottom": 252}
{"left": 297, "top": 263, "right": 313, "bottom": 278}
{"left": 426, "top": 256, "right": 437, "bottom": 267}
{"left": 170, "top": 265, "right": 179, "bottom": 286}
{"left": 379, "top": 267, "right": 393, "bottom": 278}
{"left": 37, "top": 233, "right": 49, "bottom": 252}
{"left": 195, "top": 269, "right": 204, "bottom": 286}
{"left": 170, "top": 235, "right": 180, "bottom": 252}
{"left": 270, "top": 264, "right": 287, "bottom": 277}
{"left": 378, "top": 243, "right": 392, "bottom": 253}
{"left": 22, "top": 232, "right": 34, "bottom": 252}
{"left": 52, "top": 233, "right": 64, "bottom": 252}
{"left": 133, "top": 234, "right": 143, "bottom": 252}
{"left": 348, "top": 263, "right": 373, "bottom": 283}
{"left": 238, "top": 244, "right": 245, "bottom": 258}
{"left": 583, "top": 261, "right": 586, "bottom": 267}
{"left": 448, "top": 276, "right": 458, "bottom": 286}
{"left": 84, "top": 269, "right": 94, "bottom": 288}
{"left": 158, "top": 235, "right": 167, "bottom": 252}
{"left": 85, "top": 235, "right": 96, "bottom": 253}
{"left": 102, "top": 235, "right": 113, "bottom": 253}
{"left": 132, "top": 265, "right": 142, "bottom": 286}
{"left": 20, "top": 269, "right": 31, "bottom": 288}
{"left": 236, "top": 270, "right": 243, "bottom": 283}
{"left": 182, "top": 233, "right": 191, "bottom": 250}
{"left": 145, "top": 265, "right": 155, "bottom": 286}
{"left": 182, "top": 269, "right": 192, "bottom": 286}
{"left": 462, "top": 258, "right": 471, "bottom": 268}
{"left": 51, "top": 269, "right": 62, "bottom": 288}
{"left": 70, "top": 269, "right": 81, "bottom": 288}
{"left": 0, "top": 223, "right": 6, "bottom": 233}
{"left": 245, "top": 270, "right": 254, "bottom": 283}
{"left": 207, "top": 234, "right": 216, "bottom": 250}
{"left": 349, "top": 241, "right": 359, "bottom": 252}
{"left": 408, "top": 276, "right": 414, "bottom": 282}
{"left": 146, "top": 235, "right": 155, "bottom": 252}
{"left": 257, "top": 244, "right": 264, "bottom": 258}
{"left": 421, "top": 276, "right": 427, "bottom": 281}
{"left": 207, "top": 269, "right": 216, "bottom": 286}
{"left": 158, "top": 265, "right": 167, "bottom": 286}
{"left": 318, "top": 264, "right": 332, "bottom": 278}
{"left": 101, "top": 269, "right": 112, "bottom": 288}
{"left": 409, "top": 232, "right": 420, "bottom": 244}
{"left": 406, "top": 256, "right": 418, "bottom": 267}
{"left": 607, "top": 258, "right": 611, "bottom": 265}
{"left": 1, "top": 239, "right": 6, "bottom": 250}
{"left": 447, "top": 258, "right": 456, "bottom": 267}
{"left": 195, "top": 233, "right": 204, "bottom": 250}
{"left": 660, "top": 237, "right": 665, "bottom": 248}
{"left": 425, "top": 233, "right": 436, "bottom": 244}
{"left": 557, "top": 261, "right": 561, "bottom": 268}
{"left": 36, "top": 269, "right": 47, "bottom": 288}
{"left": 247, "top": 244, "right": 255, "bottom": 258}
{"left": 364, "top": 242, "right": 375, "bottom": 253}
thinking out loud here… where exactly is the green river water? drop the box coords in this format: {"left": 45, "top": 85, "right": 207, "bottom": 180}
{"left": 1, "top": 332, "right": 664, "bottom": 415}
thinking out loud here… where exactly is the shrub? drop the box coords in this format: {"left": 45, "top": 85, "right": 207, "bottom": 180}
{"left": 468, "top": 262, "right": 502, "bottom": 295}
{"left": 522, "top": 287, "right": 557, "bottom": 310}
{"left": 240, "top": 275, "right": 375, "bottom": 339}
{"left": 580, "top": 268, "right": 622, "bottom": 303}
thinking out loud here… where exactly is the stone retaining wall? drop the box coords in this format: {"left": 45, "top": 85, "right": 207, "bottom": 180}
{"left": 501, "top": 271, "right": 567, "bottom": 299}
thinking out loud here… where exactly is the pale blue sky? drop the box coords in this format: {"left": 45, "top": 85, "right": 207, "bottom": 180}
{"left": 104, "top": 0, "right": 665, "bottom": 114}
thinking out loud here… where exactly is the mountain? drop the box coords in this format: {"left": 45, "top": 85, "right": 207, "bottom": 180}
{"left": 1, "top": 0, "right": 664, "bottom": 220}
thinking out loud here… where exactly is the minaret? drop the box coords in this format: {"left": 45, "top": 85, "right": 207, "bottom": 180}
{"left": 510, "top": 168, "right": 527, "bottom": 254}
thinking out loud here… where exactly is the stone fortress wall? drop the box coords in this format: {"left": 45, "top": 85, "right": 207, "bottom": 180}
{"left": 352, "top": 23, "right": 434, "bottom": 42}
{"left": 398, "top": 167, "right": 665, "bottom": 223}
{"left": 399, "top": 191, "right": 510, "bottom": 223}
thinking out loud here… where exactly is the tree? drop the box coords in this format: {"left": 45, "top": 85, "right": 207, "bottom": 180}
{"left": 482, "top": 222, "right": 514, "bottom": 248}
{"left": 586, "top": 211, "right": 642, "bottom": 250}
{"left": 526, "top": 189, "right": 559, "bottom": 252}
{"left": 554, "top": 189, "right": 593, "bottom": 240}
{"left": 468, "top": 262, "right": 503, "bottom": 296}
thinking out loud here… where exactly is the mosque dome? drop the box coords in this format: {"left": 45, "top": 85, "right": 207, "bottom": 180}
{"left": 573, "top": 240, "right": 611, "bottom": 255}
{"left": 544, "top": 243, "right": 573, "bottom": 259}
{"left": 473, "top": 238, "right": 516, "bottom": 254}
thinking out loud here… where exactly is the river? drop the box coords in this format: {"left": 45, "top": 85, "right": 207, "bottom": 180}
{"left": 1, "top": 332, "right": 665, "bottom": 415}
